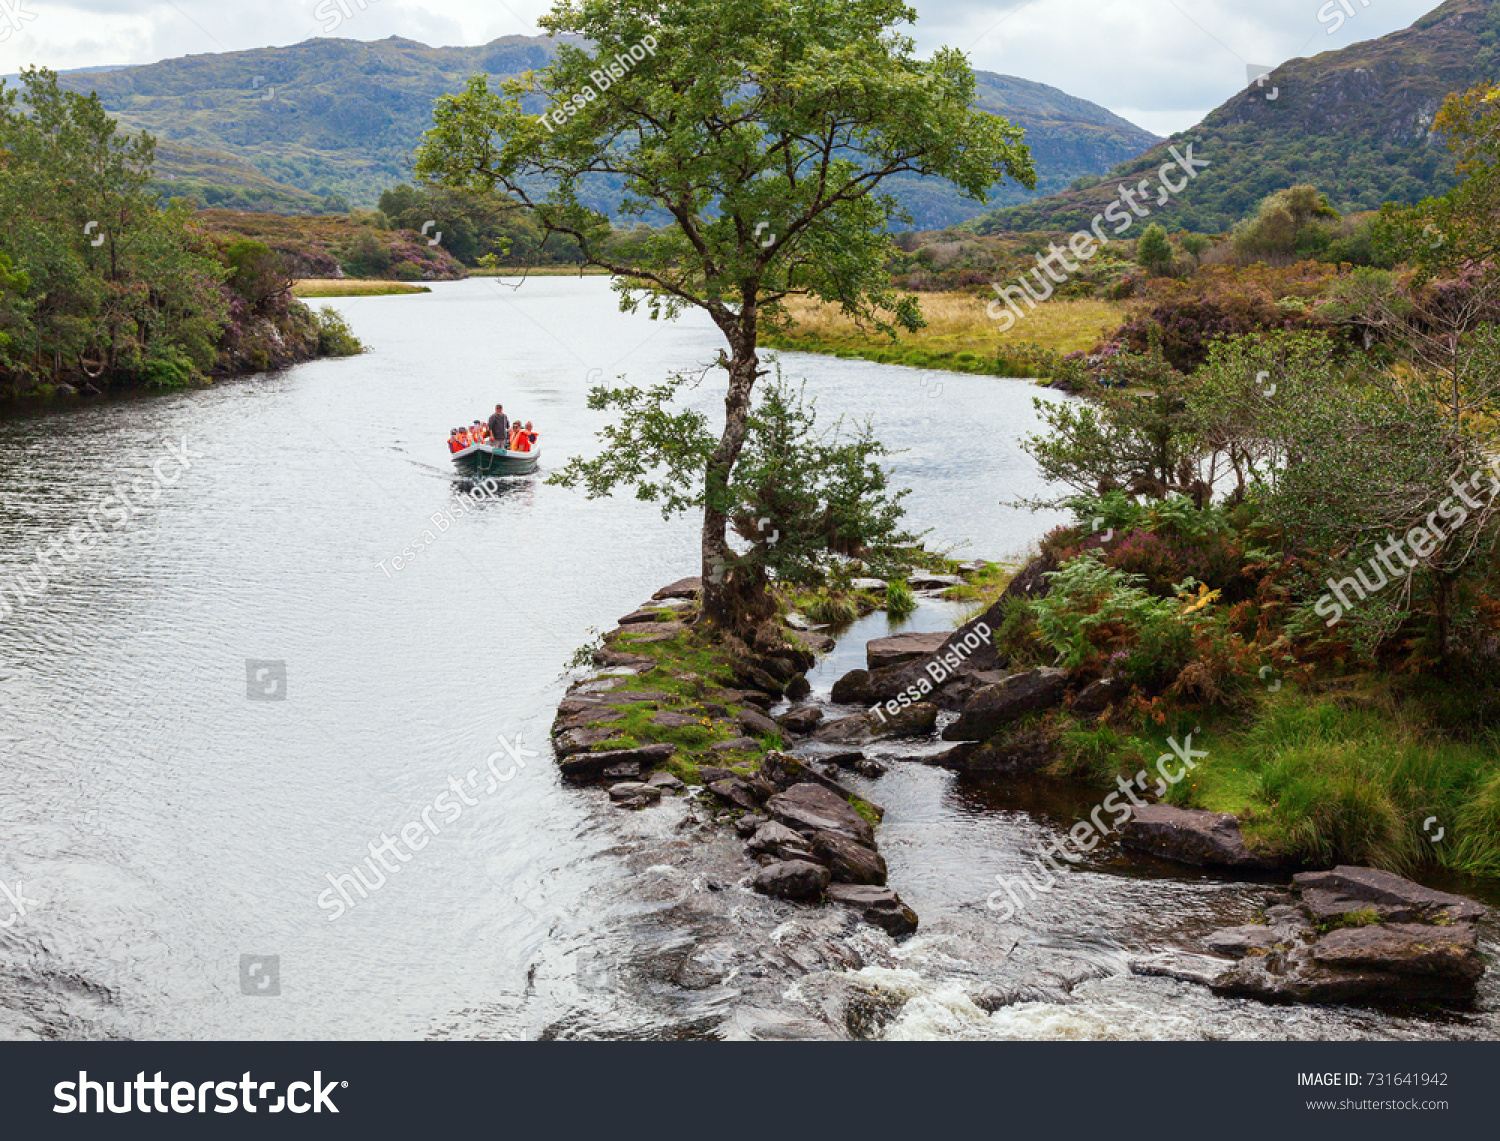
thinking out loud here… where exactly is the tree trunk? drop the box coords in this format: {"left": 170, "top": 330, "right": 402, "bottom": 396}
{"left": 699, "top": 311, "right": 766, "bottom": 632}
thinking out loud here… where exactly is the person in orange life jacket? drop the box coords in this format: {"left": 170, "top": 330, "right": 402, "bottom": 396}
{"left": 524, "top": 422, "right": 538, "bottom": 448}
{"left": 512, "top": 427, "right": 531, "bottom": 452}
{"left": 448, "top": 428, "right": 466, "bottom": 453}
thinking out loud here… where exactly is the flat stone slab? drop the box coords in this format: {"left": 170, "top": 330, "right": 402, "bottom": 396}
{"left": 908, "top": 572, "right": 965, "bottom": 590}
{"left": 766, "top": 783, "right": 874, "bottom": 845}
{"left": 618, "top": 607, "right": 679, "bottom": 625}
{"left": 1204, "top": 925, "right": 1282, "bottom": 959}
{"left": 653, "top": 577, "right": 702, "bottom": 600}
{"left": 848, "top": 578, "right": 887, "bottom": 591}
{"left": 1131, "top": 951, "right": 1235, "bottom": 987}
{"left": 604, "top": 625, "right": 686, "bottom": 645}
{"left": 590, "top": 648, "right": 656, "bottom": 669}
{"left": 559, "top": 742, "right": 675, "bottom": 784}
{"left": 553, "top": 725, "right": 625, "bottom": 757}
{"left": 1119, "top": 804, "right": 1276, "bottom": 870}
{"left": 650, "top": 710, "right": 700, "bottom": 729}
{"left": 866, "top": 631, "right": 948, "bottom": 671}
{"left": 710, "top": 736, "right": 761, "bottom": 754}
{"left": 826, "top": 884, "right": 918, "bottom": 936}
{"left": 1293, "top": 866, "right": 1485, "bottom": 923}
{"left": 1310, "top": 922, "right": 1481, "bottom": 980}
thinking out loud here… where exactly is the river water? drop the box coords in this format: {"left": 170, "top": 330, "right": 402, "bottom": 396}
{"left": 0, "top": 276, "right": 1494, "bottom": 1041}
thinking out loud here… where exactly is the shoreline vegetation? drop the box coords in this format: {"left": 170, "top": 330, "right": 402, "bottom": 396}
{"left": 762, "top": 292, "right": 1119, "bottom": 383}
{"left": 0, "top": 70, "right": 366, "bottom": 405}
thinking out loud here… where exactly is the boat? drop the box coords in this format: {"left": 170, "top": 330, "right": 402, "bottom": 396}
{"left": 450, "top": 442, "right": 541, "bottom": 476}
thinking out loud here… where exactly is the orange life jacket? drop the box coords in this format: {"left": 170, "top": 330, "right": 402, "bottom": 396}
{"left": 449, "top": 437, "right": 464, "bottom": 453}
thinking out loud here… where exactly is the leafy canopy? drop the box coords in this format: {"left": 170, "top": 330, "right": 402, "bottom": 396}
{"left": 413, "top": 0, "right": 1035, "bottom": 336}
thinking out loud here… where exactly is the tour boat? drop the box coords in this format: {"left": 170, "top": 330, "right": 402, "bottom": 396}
{"left": 449, "top": 442, "right": 541, "bottom": 475}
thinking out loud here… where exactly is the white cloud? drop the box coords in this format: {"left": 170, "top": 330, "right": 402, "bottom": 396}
{"left": 0, "top": 0, "right": 1454, "bottom": 133}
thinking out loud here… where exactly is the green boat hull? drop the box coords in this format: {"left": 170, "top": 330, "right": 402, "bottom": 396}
{"left": 451, "top": 444, "right": 540, "bottom": 476}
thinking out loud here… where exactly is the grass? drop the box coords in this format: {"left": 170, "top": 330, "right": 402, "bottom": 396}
{"left": 1054, "top": 682, "right": 1500, "bottom": 878}
{"left": 293, "top": 279, "right": 430, "bottom": 297}
{"left": 761, "top": 292, "right": 1125, "bottom": 378}
{"left": 941, "top": 560, "right": 1019, "bottom": 606}
{"left": 468, "top": 265, "right": 610, "bottom": 276}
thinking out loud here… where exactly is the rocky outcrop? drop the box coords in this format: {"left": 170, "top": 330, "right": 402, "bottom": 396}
{"left": 652, "top": 577, "right": 702, "bottom": 600}
{"left": 1135, "top": 867, "right": 1488, "bottom": 1006}
{"left": 776, "top": 706, "right": 824, "bottom": 735}
{"left": 1119, "top": 804, "right": 1278, "bottom": 870}
{"left": 941, "top": 668, "right": 1069, "bottom": 741}
{"left": 1292, "top": 866, "right": 1485, "bottom": 924}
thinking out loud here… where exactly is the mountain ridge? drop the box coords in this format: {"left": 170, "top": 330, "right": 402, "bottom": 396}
{"left": 42, "top": 34, "right": 1159, "bottom": 225}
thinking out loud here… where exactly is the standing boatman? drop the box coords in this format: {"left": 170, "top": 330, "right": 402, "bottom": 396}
{"left": 488, "top": 404, "right": 509, "bottom": 449}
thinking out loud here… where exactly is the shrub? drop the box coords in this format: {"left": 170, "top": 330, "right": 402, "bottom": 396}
{"left": 341, "top": 229, "right": 392, "bottom": 278}
{"left": 315, "top": 307, "right": 364, "bottom": 357}
{"left": 885, "top": 578, "right": 916, "bottom": 620}
{"left": 135, "top": 348, "right": 199, "bottom": 388}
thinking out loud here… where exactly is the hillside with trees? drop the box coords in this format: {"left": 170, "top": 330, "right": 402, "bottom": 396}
{"left": 975, "top": 0, "right": 1500, "bottom": 235}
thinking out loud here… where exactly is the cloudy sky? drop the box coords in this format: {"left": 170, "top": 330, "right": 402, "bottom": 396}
{"left": 0, "top": 0, "right": 1446, "bottom": 135}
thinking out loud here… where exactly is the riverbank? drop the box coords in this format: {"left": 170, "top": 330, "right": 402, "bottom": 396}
{"left": 554, "top": 560, "right": 1495, "bottom": 1012}
{"left": 762, "top": 293, "right": 1121, "bottom": 381}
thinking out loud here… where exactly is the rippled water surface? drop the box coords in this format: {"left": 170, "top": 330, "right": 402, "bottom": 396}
{"left": 0, "top": 277, "right": 1494, "bottom": 1040}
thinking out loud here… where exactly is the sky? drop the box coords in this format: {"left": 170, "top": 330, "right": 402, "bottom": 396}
{"left": 0, "top": 0, "right": 1450, "bottom": 135}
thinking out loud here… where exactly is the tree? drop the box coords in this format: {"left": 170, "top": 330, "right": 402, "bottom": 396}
{"left": 413, "top": 0, "right": 1034, "bottom": 629}
{"left": 1378, "top": 82, "right": 1500, "bottom": 276}
{"left": 1136, "top": 224, "right": 1173, "bottom": 275}
{"left": 553, "top": 372, "right": 918, "bottom": 621}
{"left": 1231, "top": 185, "right": 1339, "bottom": 264}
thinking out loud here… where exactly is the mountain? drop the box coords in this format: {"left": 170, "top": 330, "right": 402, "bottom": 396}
{"left": 50, "top": 35, "right": 1159, "bottom": 227}
{"left": 973, "top": 0, "right": 1500, "bottom": 236}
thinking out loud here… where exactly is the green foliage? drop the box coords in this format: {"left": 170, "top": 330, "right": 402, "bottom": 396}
{"left": 378, "top": 183, "right": 561, "bottom": 267}
{"left": 134, "top": 346, "right": 199, "bottom": 388}
{"left": 885, "top": 577, "right": 916, "bottom": 620}
{"left": 1230, "top": 185, "right": 1340, "bottom": 263}
{"left": 1030, "top": 553, "right": 1185, "bottom": 671}
{"left": 340, "top": 229, "right": 392, "bottom": 278}
{"left": 314, "top": 307, "right": 364, "bottom": 357}
{"left": 1135, "top": 223, "right": 1172, "bottom": 274}
{"left": 549, "top": 372, "right": 918, "bottom": 586}
{"left": 0, "top": 68, "right": 231, "bottom": 394}
{"left": 224, "top": 239, "right": 290, "bottom": 309}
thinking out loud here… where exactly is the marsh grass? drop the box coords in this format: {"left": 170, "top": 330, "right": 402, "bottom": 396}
{"left": 293, "top": 279, "right": 430, "bottom": 297}
{"left": 763, "top": 292, "right": 1125, "bottom": 376}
